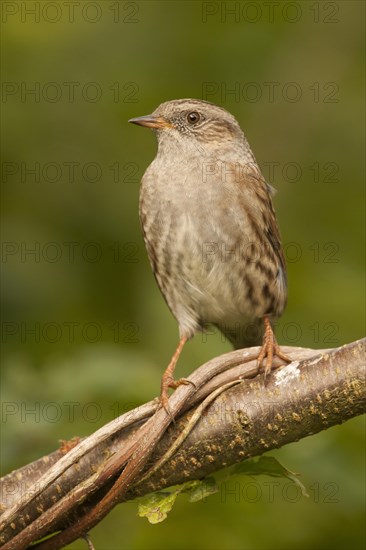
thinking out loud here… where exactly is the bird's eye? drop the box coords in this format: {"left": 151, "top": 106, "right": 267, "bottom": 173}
{"left": 187, "top": 111, "right": 200, "bottom": 124}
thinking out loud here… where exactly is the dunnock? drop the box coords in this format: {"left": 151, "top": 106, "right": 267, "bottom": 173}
{"left": 129, "top": 99, "right": 290, "bottom": 409}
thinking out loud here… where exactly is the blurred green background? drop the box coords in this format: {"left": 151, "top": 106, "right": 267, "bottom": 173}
{"left": 1, "top": 1, "right": 365, "bottom": 549}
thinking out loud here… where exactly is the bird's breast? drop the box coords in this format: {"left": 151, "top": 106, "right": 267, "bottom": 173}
{"left": 139, "top": 156, "right": 286, "bottom": 334}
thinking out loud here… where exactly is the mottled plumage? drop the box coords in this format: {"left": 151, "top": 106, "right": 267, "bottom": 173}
{"left": 130, "top": 99, "right": 290, "bottom": 407}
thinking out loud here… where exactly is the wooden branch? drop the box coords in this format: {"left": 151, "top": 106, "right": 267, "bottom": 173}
{"left": 0, "top": 339, "right": 365, "bottom": 549}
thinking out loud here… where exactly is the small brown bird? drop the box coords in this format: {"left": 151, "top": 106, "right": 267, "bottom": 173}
{"left": 129, "top": 99, "right": 291, "bottom": 409}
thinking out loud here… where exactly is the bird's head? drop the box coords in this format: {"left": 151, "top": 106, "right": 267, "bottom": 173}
{"left": 129, "top": 99, "right": 245, "bottom": 154}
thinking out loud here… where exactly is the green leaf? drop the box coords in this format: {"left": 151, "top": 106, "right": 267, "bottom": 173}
{"left": 232, "top": 456, "right": 308, "bottom": 497}
{"left": 137, "top": 456, "right": 308, "bottom": 524}
{"left": 137, "top": 491, "right": 180, "bottom": 524}
{"left": 137, "top": 479, "right": 217, "bottom": 523}
{"left": 186, "top": 477, "right": 219, "bottom": 502}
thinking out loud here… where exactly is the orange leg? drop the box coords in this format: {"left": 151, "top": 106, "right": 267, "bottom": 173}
{"left": 257, "top": 315, "right": 292, "bottom": 376}
{"left": 160, "top": 335, "right": 194, "bottom": 412}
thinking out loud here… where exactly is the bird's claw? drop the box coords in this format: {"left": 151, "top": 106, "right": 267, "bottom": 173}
{"left": 257, "top": 317, "right": 292, "bottom": 377}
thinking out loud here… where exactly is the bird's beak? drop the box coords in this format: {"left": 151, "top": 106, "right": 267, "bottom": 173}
{"left": 128, "top": 114, "right": 172, "bottom": 129}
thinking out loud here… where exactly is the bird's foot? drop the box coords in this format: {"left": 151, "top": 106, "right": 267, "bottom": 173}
{"left": 257, "top": 316, "right": 292, "bottom": 377}
{"left": 160, "top": 375, "right": 195, "bottom": 414}
{"left": 159, "top": 335, "right": 194, "bottom": 416}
